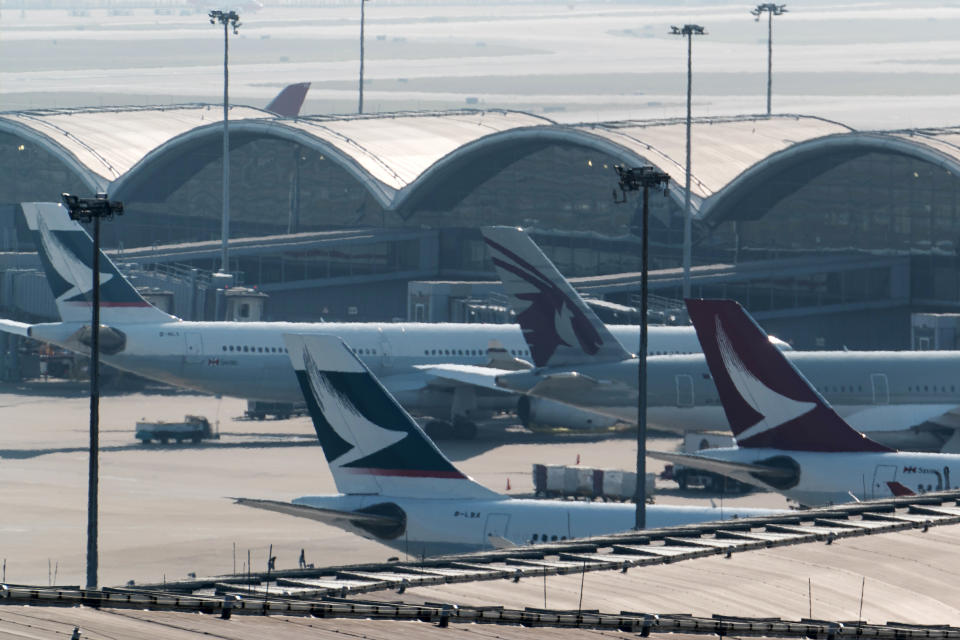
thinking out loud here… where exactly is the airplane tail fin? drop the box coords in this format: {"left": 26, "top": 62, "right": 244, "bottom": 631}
{"left": 22, "top": 202, "right": 176, "bottom": 325}
{"left": 685, "top": 299, "right": 892, "bottom": 452}
{"left": 266, "top": 82, "right": 310, "bottom": 117}
{"left": 284, "top": 333, "right": 500, "bottom": 499}
{"left": 482, "top": 226, "right": 632, "bottom": 368}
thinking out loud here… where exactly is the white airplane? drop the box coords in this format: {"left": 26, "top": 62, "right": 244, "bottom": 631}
{"left": 650, "top": 299, "right": 960, "bottom": 506}
{"left": 234, "top": 333, "right": 783, "bottom": 557}
{"left": 0, "top": 202, "right": 707, "bottom": 436}
{"left": 480, "top": 226, "right": 960, "bottom": 452}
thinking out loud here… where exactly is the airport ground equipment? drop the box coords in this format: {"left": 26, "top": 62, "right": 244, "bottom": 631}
{"left": 135, "top": 415, "right": 216, "bottom": 444}
{"left": 531, "top": 463, "right": 655, "bottom": 501}
{"left": 244, "top": 400, "right": 306, "bottom": 420}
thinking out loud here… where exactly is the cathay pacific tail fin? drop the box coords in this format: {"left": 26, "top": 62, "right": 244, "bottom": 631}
{"left": 22, "top": 202, "right": 176, "bottom": 325}
{"left": 685, "top": 299, "right": 892, "bottom": 452}
{"left": 284, "top": 333, "right": 500, "bottom": 499}
{"left": 482, "top": 226, "right": 631, "bottom": 368}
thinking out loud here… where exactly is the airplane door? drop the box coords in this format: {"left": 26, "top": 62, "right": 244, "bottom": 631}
{"left": 870, "top": 373, "right": 889, "bottom": 405}
{"left": 185, "top": 333, "right": 203, "bottom": 364}
{"left": 871, "top": 464, "right": 898, "bottom": 498}
{"left": 483, "top": 513, "right": 511, "bottom": 547}
{"left": 675, "top": 375, "right": 694, "bottom": 408}
{"left": 378, "top": 327, "right": 394, "bottom": 371}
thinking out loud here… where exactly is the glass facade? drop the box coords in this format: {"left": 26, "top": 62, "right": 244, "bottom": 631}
{"left": 0, "top": 132, "right": 89, "bottom": 205}
{"left": 707, "top": 152, "right": 960, "bottom": 307}
{"left": 7, "top": 124, "right": 960, "bottom": 332}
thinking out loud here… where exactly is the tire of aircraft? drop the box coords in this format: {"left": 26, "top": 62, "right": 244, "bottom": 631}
{"left": 423, "top": 420, "right": 451, "bottom": 440}
{"left": 452, "top": 419, "right": 478, "bottom": 440}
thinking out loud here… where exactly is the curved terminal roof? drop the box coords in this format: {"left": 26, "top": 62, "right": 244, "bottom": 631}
{"left": 4, "top": 104, "right": 960, "bottom": 225}
{"left": 0, "top": 105, "right": 272, "bottom": 191}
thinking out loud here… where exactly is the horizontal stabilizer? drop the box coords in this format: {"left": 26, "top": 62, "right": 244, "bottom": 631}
{"left": 648, "top": 449, "right": 795, "bottom": 488}
{"left": 0, "top": 319, "right": 31, "bottom": 337}
{"left": 234, "top": 497, "right": 401, "bottom": 527}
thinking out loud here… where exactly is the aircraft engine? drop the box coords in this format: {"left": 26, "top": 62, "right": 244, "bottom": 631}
{"left": 351, "top": 502, "right": 407, "bottom": 540}
{"left": 517, "top": 396, "right": 621, "bottom": 431}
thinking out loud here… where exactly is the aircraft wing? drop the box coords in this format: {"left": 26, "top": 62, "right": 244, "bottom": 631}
{"left": 0, "top": 319, "right": 31, "bottom": 337}
{"left": 648, "top": 450, "right": 795, "bottom": 488}
{"left": 234, "top": 498, "right": 402, "bottom": 527}
{"left": 415, "top": 364, "right": 514, "bottom": 392}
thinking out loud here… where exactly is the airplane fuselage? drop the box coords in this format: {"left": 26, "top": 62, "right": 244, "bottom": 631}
{"left": 698, "top": 447, "right": 960, "bottom": 507}
{"left": 498, "top": 351, "right": 960, "bottom": 449}
{"left": 27, "top": 320, "right": 698, "bottom": 412}
{"left": 293, "top": 494, "right": 780, "bottom": 557}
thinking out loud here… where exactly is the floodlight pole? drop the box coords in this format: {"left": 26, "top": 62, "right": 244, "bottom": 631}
{"left": 752, "top": 4, "right": 787, "bottom": 116}
{"left": 210, "top": 9, "right": 241, "bottom": 273}
{"left": 61, "top": 193, "right": 124, "bottom": 590}
{"left": 671, "top": 24, "right": 706, "bottom": 299}
{"left": 614, "top": 166, "right": 670, "bottom": 531}
{"left": 358, "top": 0, "right": 369, "bottom": 114}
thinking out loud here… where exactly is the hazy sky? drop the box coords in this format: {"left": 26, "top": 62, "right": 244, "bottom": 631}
{"left": 2, "top": 1, "right": 958, "bottom": 128}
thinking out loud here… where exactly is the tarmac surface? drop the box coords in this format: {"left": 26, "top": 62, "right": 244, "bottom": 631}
{"left": 0, "top": 382, "right": 786, "bottom": 589}
{"left": 4, "top": 382, "right": 960, "bottom": 636}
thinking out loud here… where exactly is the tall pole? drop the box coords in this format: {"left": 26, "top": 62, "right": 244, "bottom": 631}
{"left": 752, "top": 4, "right": 787, "bottom": 117}
{"left": 614, "top": 166, "right": 669, "bottom": 532}
{"left": 766, "top": 9, "right": 773, "bottom": 116}
{"left": 683, "top": 30, "right": 693, "bottom": 299}
{"left": 87, "top": 214, "right": 100, "bottom": 590}
{"left": 671, "top": 24, "right": 705, "bottom": 300}
{"left": 636, "top": 181, "right": 649, "bottom": 531}
{"left": 358, "top": 0, "right": 367, "bottom": 114}
{"left": 222, "top": 18, "right": 230, "bottom": 273}
{"left": 210, "top": 10, "right": 241, "bottom": 273}
{"left": 61, "top": 193, "right": 124, "bottom": 591}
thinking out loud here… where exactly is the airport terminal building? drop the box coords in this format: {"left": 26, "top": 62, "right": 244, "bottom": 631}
{"left": 2, "top": 104, "right": 960, "bottom": 350}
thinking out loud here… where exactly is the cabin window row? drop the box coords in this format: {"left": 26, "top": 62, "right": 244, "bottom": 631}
{"left": 423, "top": 348, "right": 531, "bottom": 357}
{"left": 221, "top": 345, "right": 289, "bottom": 353}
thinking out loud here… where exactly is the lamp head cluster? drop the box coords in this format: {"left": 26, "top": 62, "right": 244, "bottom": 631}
{"left": 752, "top": 3, "right": 787, "bottom": 20}
{"left": 670, "top": 24, "right": 707, "bottom": 36}
{"left": 209, "top": 9, "right": 241, "bottom": 34}
{"left": 61, "top": 193, "right": 124, "bottom": 223}
{"left": 613, "top": 165, "right": 671, "bottom": 203}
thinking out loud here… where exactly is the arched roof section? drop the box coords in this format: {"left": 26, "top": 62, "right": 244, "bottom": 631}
{"left": 111, "top": 109, "right": 553, "bottom": 208}
{"left": 701, "top": 128, "right": 960, "bottom": 226}
{"left": 0, "top": 104, "right": 272, "bottom": 195}
{"left": 394, "top": 114, "right": 851, "bottom": 217}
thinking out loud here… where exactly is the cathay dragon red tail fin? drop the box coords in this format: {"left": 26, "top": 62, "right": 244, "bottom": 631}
{"left": 685, "top": 299, "right": 892, "bottom": 453}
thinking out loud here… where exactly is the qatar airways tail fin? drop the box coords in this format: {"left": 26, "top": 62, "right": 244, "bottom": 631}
{"left": 265, "top": 82, "right": 310, "bottom": 117}
{"left": 22, "top": 202, "right": 176, "bottom": 325}
{"left": 283, "top": 333, "right": 500, "bottom": 499}
{"left": 482, "top": 226, "right": 631, "bottom": 368}
{"left": 685, "top": 299, "right": 891, "bottom": 453}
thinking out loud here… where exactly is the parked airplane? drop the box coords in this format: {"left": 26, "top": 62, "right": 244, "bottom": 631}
{"left": 481, "top": 226, "right": 960, "bottom": 452}
{"left": 235, "top": 333, "right": 783, "bottom": 556}
{"left": 0, "top": 202, "right": 705, "bottom": 436}
{"left": 650, "top": 299, "right": 960, "bottom": 506}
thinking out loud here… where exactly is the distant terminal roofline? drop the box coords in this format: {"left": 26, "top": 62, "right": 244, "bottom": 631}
{"left": 6, "top": 104, "right": 960, "bottom": 230}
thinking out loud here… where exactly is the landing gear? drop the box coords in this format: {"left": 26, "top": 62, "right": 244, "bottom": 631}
{"left": 422, "top": 418, "right": 478, "bottom": 441}
{"left": 452, "top": 417, "right": 477, "bottom": 440}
